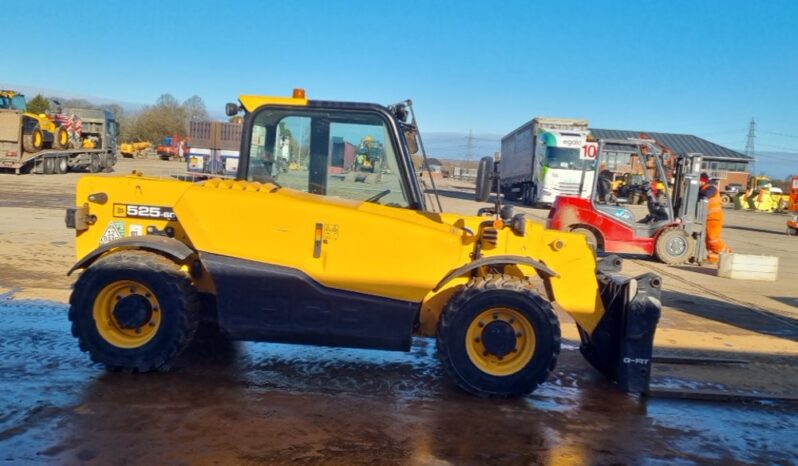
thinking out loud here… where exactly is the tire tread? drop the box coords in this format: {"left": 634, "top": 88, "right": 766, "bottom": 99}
{"left": 436, "top": 274, "right": 560, "bottom": 398}
{"left": 68, "top": 250, "right": 200, "bottom": 373}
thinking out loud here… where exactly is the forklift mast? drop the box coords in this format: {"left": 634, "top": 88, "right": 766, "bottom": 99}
{"left": 672, "top": 153, "right": 708, "bottom": 262}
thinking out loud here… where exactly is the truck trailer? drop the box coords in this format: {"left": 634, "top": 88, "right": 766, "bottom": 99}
{"left": 0, "top": 106, "right": 118, "bottom": 175}
{"left": 499, "top": 117, "right": 594, "bottom": 206}
{"left": 186, "top": 120, "right": 242, "bottom": 176}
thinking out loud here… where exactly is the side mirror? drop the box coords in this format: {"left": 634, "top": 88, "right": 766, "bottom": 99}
{"left": 475, "top": 156, "right": 494, "bottom": 202}
{"left": 225, "top": 103, "right": 240, "bottom": 117}
{"left": 404, "top": 130, "right": 419, "bottom": 155}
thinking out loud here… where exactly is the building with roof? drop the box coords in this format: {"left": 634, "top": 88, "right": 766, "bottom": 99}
{"left": 424, "top": 158, "right": 444, "bottom": 173}
{"left": 589, "top": 129, "right": 753, "bottom": 190}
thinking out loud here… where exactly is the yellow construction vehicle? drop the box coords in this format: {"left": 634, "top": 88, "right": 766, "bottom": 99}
{"left": 119, "top": 141, "right": 152, "bottom": 158}
{"left": 734, "top": 176, "right": 789, "bottom": 212}
{"left": 0, "top": 90, "right": 69, "bottom": 151}
{"left": 65, "top": 89, "right": 661, "bottom": 397}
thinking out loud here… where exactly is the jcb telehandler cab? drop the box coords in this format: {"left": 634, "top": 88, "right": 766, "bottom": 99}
{"left": 548, "top": 139, "right": 708, "bottom": 265}
{"left": 66, "top": 90, "right": 661, "bottom": 397}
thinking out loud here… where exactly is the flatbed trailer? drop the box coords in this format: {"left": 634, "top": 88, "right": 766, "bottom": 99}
{"left": 0, "top": 107, "right": 118, "bottom": 175}
{"left": 0, "top": 147, "right": 115, "bottom": 175}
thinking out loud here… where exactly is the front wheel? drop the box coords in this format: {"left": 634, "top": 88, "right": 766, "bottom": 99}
{"left": 23, "top": 125, "right": 43, "bottom": 152}
{"left": 654, "top": 227, "right": 695, "bottom": 265}
{"left": 69, "top": 250, "right": 200, "bottom": 372}
{"left": 437, "top": 274, "right": 560, "bottom": 397}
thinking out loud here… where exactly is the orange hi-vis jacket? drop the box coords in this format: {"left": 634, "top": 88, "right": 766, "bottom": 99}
{"left": 701, "top": 184, "right": 723, "bottom": 219}
{"left": 700, "top": 183, "right": 728, "bottom": 256}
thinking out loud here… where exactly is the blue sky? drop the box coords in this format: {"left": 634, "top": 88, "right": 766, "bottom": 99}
{"left": 2, "top": 0, "right": 797, "bottom": 173}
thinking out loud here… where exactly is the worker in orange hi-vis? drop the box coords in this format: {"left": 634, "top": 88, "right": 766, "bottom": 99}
{"left": 699, "top": 173, "right": 732, "bottom": 263}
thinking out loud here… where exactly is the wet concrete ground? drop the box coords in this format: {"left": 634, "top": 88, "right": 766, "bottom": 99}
{"left": 1, "top": 159, "right": 798, "bottom": 464}
{"left": 1, "top": 296, "right": 796, "bottom": 465}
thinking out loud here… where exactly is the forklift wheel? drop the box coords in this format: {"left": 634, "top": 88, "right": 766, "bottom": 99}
{"left": 437, "top": 274, "right": 560, "bottom": 398}
{"left": 654, "top": 228, "right": 695, "bottom": 265}
{"left": 570, "top": 227, "right": 599, "bottom": 252}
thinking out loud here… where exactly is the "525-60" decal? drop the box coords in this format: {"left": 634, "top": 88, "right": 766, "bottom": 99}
{"left": 113, "top": 204, "right": 177, "bottom": 220}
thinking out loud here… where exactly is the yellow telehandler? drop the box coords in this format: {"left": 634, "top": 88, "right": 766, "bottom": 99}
{"left": 0, "top": 90, "right": 69, "bottom": 151}
{"left": 65, "top": 89, "right": 662, "bottom": 397}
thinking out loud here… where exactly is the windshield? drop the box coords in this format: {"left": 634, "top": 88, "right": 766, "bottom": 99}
{"left": 0, "top": 95, "right": 27, "bottom": 111}
{"left": 246, "top": 108, "right": 411, "bottom": 208}
{"left": 545, "top": 146, "right": 594, "bottom": 170}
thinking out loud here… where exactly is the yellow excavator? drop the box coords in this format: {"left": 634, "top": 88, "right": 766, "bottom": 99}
{"left": 0, "top": 90, "right": 69, "bottom": 152}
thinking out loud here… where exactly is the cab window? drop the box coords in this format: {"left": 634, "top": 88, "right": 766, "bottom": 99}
{"left": 247, "top": 109, "right": 410, "bottom": 208}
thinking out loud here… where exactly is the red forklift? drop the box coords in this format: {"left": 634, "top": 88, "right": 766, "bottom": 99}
{"left": 547, "top": 138, "right": 708, "bottom": 265}
{"left": 787, "top": 176, "right": 798, "bottom": 236}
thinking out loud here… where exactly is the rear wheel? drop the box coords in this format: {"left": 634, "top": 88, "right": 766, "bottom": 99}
{"left": 56, "top": 156, "right": 68, "bottom": 174}
{"left": 437, "top": 274, "right": 560, "bottom": 397}
{"left": 654, "top": 227, "right": 695, "bottom": 265}
{"left": 89, "top": 155, "right": 101, "bottom": 173}
{"left": 53, "top": 126, "right": 69, "bottom": 149}
{"left": 69, "top": 250, "right": 200, "bottom": 372}
{"left": 22, "top": 125, "right": 43, "bottom": 152}
{"left": 720, "top": 194, "right": 731, "bottom": 204}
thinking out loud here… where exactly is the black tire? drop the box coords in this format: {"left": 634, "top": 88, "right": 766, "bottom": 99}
{"left": 720, "top": 194, "right": 731, "bottom": 205}
{"left": 89, "top": 155, "right": 101, "bottom": 173}
{"left": 437, "top": 274, "right": 560, "bottom": 398}
{"left": 53, "top": 126, "right": 69, "bottom": 150}
{"left": 22, "top": 125, "right": 43, "bottom": 152}
{"left": 571, "top": 226, "right": 599, "bottom": 252}
{"left": 43, "top": 157, "right": 55, "bottom": 175}
{"left": 56, "top": 156, "right": 68, "bottom": 174}
{"left": 69, "top": 250, "right": 201, "bottom": 372}
{"left": 522, "top": 184, "right": 535, "bottom": 206}
{"left": 654, "top": 227, "right": 695, "bottom": 265}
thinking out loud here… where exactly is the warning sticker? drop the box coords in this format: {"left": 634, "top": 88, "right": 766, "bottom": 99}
{"left": 129, "top": 224, "right": 143, "bottom": 237}
{"left": 323, "top": 224, "right": 339, "bottom": 240}
{"left": 100, "top": 221, "right": 125, "bottom": 244}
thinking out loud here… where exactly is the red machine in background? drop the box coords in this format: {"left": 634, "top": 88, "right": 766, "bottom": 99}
{"left": 547, "top": 138, "right": 708, "bottom": 265}
{"left": 156, "top": 135, "right": 188, "bottom": 161}
{"left": 787, "top": 176, "right": 798, "bottom": 236}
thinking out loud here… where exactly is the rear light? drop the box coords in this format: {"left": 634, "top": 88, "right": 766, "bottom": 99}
{"left": 6, "top": 151, "right": 18, "bottom": 157}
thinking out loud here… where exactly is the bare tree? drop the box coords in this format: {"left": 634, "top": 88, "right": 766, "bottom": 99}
{"left": 182, "top": 95, "right": 209, "bottom": 121}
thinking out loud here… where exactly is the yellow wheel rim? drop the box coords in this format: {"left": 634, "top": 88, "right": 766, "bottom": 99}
{"left": 58, "top": 129, "right": 68, "bottom": 145}
{"left": 465, "top": 307, "right": 536, "bottom": 376}
{"left": 34, "top": 131, "right": 42, "bottom": 146}
{"left": 92, "top": 280, "right": 162, "bottom": 349}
